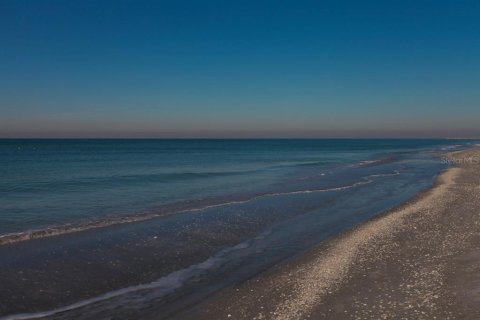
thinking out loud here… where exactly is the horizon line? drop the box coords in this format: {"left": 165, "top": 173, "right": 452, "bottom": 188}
{"left": 2, "top": 137, "right": 479, "bottom": 140}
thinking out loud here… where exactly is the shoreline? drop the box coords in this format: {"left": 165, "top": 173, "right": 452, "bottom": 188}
{"left": 0, "top": 146, "right": 474, "bottom": 319}
{"left": 175, "top": 148, "right": 480, "bottom": 319}
{"left": 0, "top": 158, "right": 395, "bottom": 247}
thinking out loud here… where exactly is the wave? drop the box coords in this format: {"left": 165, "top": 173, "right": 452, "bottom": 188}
{"left": 366, "top": 170, "right": 400, "bottom": 178}
{"left": 0, "top": 169, "right": 261, "bottom": 193}
{"left": 0, "top": 171, "right": 400, "bottom": 247}
{"left": 441, "top": 144, "right": 462, "bottom": 151}
{"left": 350, "top": 156, "right": 396, "bottom": 168}
{"left": 0, "top": 238, "right": 255, "bottom": 320}
{"left": 1, "top": 160, "right": 337, "bottom": 193}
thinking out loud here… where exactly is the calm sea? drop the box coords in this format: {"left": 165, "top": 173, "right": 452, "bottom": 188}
{"left": 0, "top": 139, "right": 475, "bottom": 318}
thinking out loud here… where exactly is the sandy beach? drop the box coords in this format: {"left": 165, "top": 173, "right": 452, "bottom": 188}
{"left": 175, "top": 147, "right": 480, "bottom": 320}
{"left": 2, "top": 140, "right": 466, "bottom": 320}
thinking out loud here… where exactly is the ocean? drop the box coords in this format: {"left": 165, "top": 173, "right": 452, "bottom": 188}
{"left": 0, "top": 139, "right": 475, "bottom": 319}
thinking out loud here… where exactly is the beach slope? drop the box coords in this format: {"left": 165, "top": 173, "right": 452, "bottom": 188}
{"left": 178, "top": 148, "right": 480, "bottom": 320}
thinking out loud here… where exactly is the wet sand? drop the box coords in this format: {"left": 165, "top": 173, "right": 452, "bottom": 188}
{"left": 176, "top": 148, "right": 480, "bottom": 320}
{"left": 0, "top": 147, "right": 447, "bottom": 320}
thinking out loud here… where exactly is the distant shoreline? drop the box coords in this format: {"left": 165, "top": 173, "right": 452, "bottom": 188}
{"left": 1, "top": 137, "right": 478, "bottom": 140}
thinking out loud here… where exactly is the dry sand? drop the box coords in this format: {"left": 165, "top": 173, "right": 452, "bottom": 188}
{"left": 175, "top": 148, "right": 480, "bottom": 320}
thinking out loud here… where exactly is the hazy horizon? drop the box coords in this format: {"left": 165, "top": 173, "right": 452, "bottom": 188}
{"left": 1, "top": 0, "right": 479, "bottom": 138}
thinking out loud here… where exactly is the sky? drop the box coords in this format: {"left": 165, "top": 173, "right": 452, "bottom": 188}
{"left": 1, "top": 0, "right": 479, "bottom": 138}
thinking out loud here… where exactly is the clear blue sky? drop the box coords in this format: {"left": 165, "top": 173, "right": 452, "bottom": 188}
{"left": 1, "top": 0, "right": 479, "bottom": 138}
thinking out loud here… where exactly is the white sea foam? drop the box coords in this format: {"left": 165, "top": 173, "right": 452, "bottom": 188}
{"left": 0, "top": 170, "right": 400, "bottom": 247}
{"left": 441, "top": 144, "right": 462, "bottom": 150}
{"left": 348, "top": 159, "right": 383, "bottom": 168}
{"left": 0, "top": 239, "right": 252, "bottom": 320}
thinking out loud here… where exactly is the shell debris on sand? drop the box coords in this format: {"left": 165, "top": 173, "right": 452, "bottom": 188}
{"left": 180, "top": 148, "right": 480, "bottom": 320}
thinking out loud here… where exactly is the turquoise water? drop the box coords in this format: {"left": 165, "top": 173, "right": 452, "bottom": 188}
{"left": 0, "top": 139, "right": 476, "bottom": 318}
